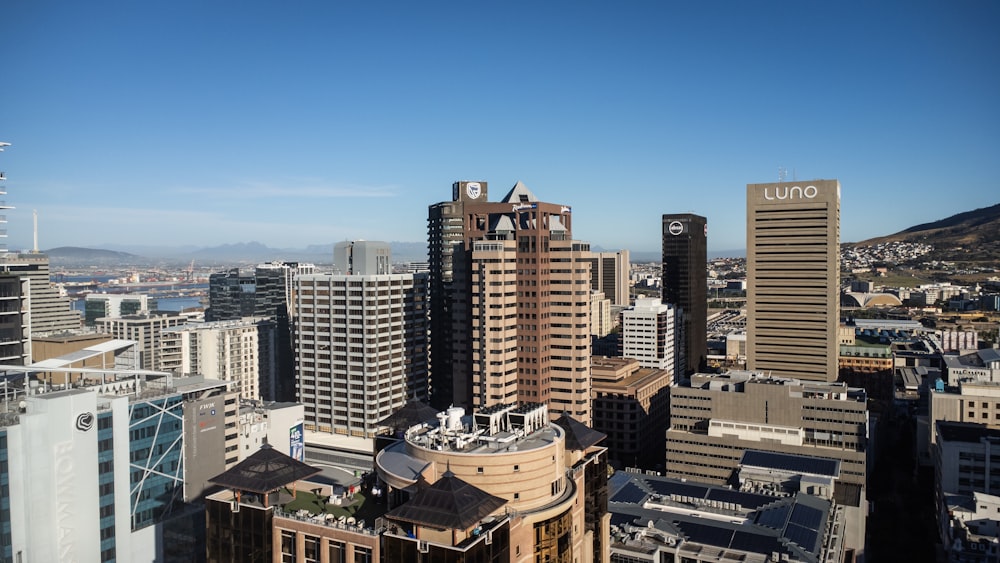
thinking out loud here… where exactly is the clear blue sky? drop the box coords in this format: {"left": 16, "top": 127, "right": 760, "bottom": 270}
{"left": 1, "top": 1, "right": 997, "bottom": 255}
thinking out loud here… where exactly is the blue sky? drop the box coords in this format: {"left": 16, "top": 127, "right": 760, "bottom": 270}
{"left": 1, "top": 1, "right": 997, "bottom": 255}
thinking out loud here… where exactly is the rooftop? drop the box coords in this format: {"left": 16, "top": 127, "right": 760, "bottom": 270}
{"left": 608, "top": 471, "right": 835, "bottom": 563}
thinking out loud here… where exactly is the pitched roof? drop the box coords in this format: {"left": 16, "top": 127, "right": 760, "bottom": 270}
{"left": 386, "top": 471, "right": 507, "bottom": 530}
{"left": 553, "top": 414, "right": 606, "bottom": 451}
{"left": 208, "top": 444, "right": 321, "bottom": 494}
{"left": 499, "top": 181, "right": 539, "bottom": 204}
{"left": 377, "top": 398, "right": 440, "bottom": 433}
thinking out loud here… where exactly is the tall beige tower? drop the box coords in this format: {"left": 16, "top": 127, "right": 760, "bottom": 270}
{"left": 451, "top": 181, "right": 593, "bottom": 425}
{"left": 746, "top": 180, "right": 840, "bottom": 382}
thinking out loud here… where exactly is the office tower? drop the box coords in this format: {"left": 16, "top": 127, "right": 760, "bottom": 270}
{"left": 665, "top": 371, "right": 868, "bottom": 491}
{"left": 0, "top": 370, "right": 237, "bottom": 562}
{"left": 590, "top": 290, "right": 613, "bottom": 338}
{"left": 0, "top": 253, "right": 79, "bottom": 335}
{"left": 334, "top": 240, "right": 391, "bottom": 275}
{"left": 97, "top": 312, "right": 186, "bottom": 369}
{"left": 430, "top": 181, "right": 593, "bottom": 423}
{"left": 161, "top": 317, "right": 277, "bottom": 401}
{"left": 661, "top": 213, "right": 707, "bottom": 376}
{"left": 619, "top": 297, "right": 679, "bottom": 372}
{"left": 588, "top": 250, "right": 630, "bottom": 306}
{"left": 207, "top": 262, "right": 312, "bottom": 402}
{"left": 84, "top": 293, "right": 150, "bottom": 326}
{"left": 746, "top": 180, "right": 840, "bottom": 382}
{"left": 0, "top": 142, "right": 10, "bottom": 253}
{"left": 294, "top": 272, "right": 428, "bottom": 438}
{"left": 591, "top": 356, "right": 671, "bottom": 469}
{"left": 0, "top": 274, "right": 30, "bottom": 364}
{"left": 375, "top": 403, "right": 609, "bottom": 561}
{"left": 427, "top": 180, "right": 488, "bottom": 409}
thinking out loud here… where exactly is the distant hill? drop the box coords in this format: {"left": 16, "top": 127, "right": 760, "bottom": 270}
{"left": 45, "top": 246, "right": 139, "bottom": 263}
{"left": 852, "top": 202, "right": 1000, "bottom": 263}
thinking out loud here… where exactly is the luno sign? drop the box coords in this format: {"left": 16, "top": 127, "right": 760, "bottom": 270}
{"left": 763, "top": 185, "right": 818, "bottom": 201}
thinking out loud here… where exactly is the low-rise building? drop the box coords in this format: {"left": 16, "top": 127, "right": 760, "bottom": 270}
{"left": 591, "top": 356, "right": 671, "bottom": 470}
{"left": 607, "top": 470, "right": 849, "bottom": 563}
{"left": 665, "top": 372, "right": 869, "bottom": 493}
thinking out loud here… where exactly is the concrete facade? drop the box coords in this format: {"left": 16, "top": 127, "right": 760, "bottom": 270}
{"left": 666, "top": 371, "right": 868, "bottom": 490}
{"left": 294, "top": 273, "right": 429, "bottom": 438}
{"left": 436, "top": 181, "right": 593, "bottom": 424}
{"left": 746, "top": 180, "right": 840, "bottom": 382}
{"left": 588, "top": 250, "right": 630, "bottom": 307}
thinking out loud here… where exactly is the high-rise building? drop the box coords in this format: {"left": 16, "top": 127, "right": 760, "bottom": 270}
{"left": 84, "top": 294, "right": 150, "bottom": 326}
{"left": 207, "top": 262, "right": 312, "bottom": 402}
{"left": 588, "top": 250, "right": 630, "bottom": 307}
{"left": 661, "top": 213, "right": 707, "bottom": 375}
{"left": 0, "top": 274, "right": 30, "bottom": 364}
{"left": 430, "top": 181, "right": 593, "bottom": 424}
{"left": 294, "top": 273, "right": 429, "bottom": 438}
{"left": 427, "top": 180, "right": 489, "bottom": 409}
{"left": 619, "top": 297, "right": 679, "bottom": 373}
{"left": 0, "top": 369, "right": 238, "bottom": 562}
{"left": 1, "top": 253, "right": 80, "bottom": 335}
{"left": 97, "top": 312, "right": 187, "bottom": 370}
{"left": 334, "top": 240, "right": 391, "bottom": 275}
{"left": 161, "top": 317, "right": 277, "bottom": 401}
{"left": 746, "top": 180, "right": 840, "bottom": 382}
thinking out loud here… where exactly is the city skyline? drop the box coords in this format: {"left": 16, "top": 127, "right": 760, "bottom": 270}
{"left": 2, "top": 2, "right": 998, "bottom": 254}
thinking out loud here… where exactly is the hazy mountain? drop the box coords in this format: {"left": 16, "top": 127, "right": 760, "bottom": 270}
{"left": 44, "top": 246, "right": 139, "bottom": 264}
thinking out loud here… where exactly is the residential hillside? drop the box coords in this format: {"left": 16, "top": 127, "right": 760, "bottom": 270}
{"left": 851, "top": 203, "right": 1000, "bottom": 264}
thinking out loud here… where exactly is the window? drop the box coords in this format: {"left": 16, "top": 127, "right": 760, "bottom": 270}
{"left": 280, "top": 531, "right": 296, "bottom": 563}
{"left": 328, "top": 541, "right": 346, "bottom": 563}
{"left": 303, "top": 535, "right": 319, "bottom": 563}
{"left": 353, "top": 546, "right": 372, "bottom": 563}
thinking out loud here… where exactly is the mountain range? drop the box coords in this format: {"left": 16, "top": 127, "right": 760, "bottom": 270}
{"left": 42, "top": 202, "right": 1000, "bottom": 267}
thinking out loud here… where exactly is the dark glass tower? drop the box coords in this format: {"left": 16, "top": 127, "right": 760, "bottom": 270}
{"left": 661, "top": 213, "right": 707, "bottom": 376}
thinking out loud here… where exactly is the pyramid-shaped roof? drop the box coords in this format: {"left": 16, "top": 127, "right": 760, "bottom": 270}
{"left": 499, "top": 181, "right": 539, "bottom": 204}
{"left": 377, "top": 398, "right": 440, "bottom": 433}
{"left": 208, "top": 444, "right": 321, "bottom": 494}
{"left": 554, "top": 414, "right": 606, "bottom": 451}
{"left": 386, "top": 471, "right": 507, "bottom": 530}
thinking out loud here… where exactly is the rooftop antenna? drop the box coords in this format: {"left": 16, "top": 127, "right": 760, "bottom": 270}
{"left": 778, "top": 167, "right": 787, "bottom": 184}
{"left": 32, "top": 210, "right": 39, "bottom": 253}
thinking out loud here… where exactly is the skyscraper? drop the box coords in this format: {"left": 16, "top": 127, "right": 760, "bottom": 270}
{"left": 427, "top": 181, "right": 488, "bottom": 409}
{"left": 587, "top": 250, "right": 630, "bottom": 307}
{"left": 333, "top": 240, "right": 391, "bottom": 275}
{"left": 661, "top": 213, "right": 707, "bottom": 375}
{"left": 430, "top": 181, "right": 593, "bottom": 424}
{"left": 619, "top": 297, "right": 678, "bottom": 372}
{"left": 294, "top": 272, "right": 429, "bottom": 438}
{"left": 746, "top": 180, "right": 840, "bottom": 382}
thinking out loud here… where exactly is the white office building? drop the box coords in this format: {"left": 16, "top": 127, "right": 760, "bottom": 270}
{"left": 295, "top": 273, "right": 428, "bottom": 438}
{"left": 619, "top": 297, "right": 678, "bottom": 372}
